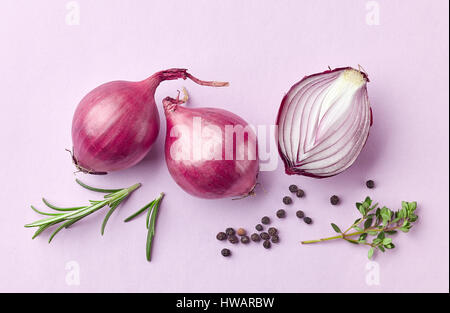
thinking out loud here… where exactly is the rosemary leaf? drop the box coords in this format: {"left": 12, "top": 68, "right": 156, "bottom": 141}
{"left": 125, "top": 193, "right": 164, "bottom": 262}
{"left": 26, "top": 180, "right": 141, "bottom": 242}
{"left": 48, "top": 223, "right": 68, "bottom": 243}
{"left": 146, "top": 201, "right": 155, "bottom": 229}
{"left": 42, "top": 198, "right": 84, "bottom": 211}
{"left": 101, "top": 202, "right": 120, "bottom": 235}
{"left": 146, "top": 225, "right": 154, "bottom": 261}
{"left": 75, "top": 179, "right": 123, "bottom": 193}
{"left": 32, "top": 222, "right": 57, "bottom": 239}
{"left": 124, "top": 201, "right": 154, "bottom": 223}
{"left": 31, "top": 205, "right": 64, "bottom": 216}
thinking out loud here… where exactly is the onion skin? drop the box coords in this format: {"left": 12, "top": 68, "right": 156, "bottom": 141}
{"left": 163, "top": 96, "right": 259, "bottom": 199}
{"left": 276, "top": 67, "right": 373, "bottom": 178}
{"left": 72, "top": 80, "right": 158, "bottom": 174}
{"left": 71, "top": 69, "right": 227, "bottom": 174}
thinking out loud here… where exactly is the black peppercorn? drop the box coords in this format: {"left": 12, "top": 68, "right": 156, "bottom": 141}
{"left": 289, "top": 184, "right": 298, "bottom": 193}
{"left": 216, "top": 232, "right": 227, "bottom": 241}
{"left": 330, "top": 195, "right": 340, "bottom": 205}
{"left": 296, "top": 210, "right": 305, "bottom": 219}
{"left": 225, "top": 227, "right": 235, "bottom": 236}
{"left": 366, "top": 180, "right": 375, "bottom": 189}
{"left": 271, "top": 235, "right": 280, "bottom": 243}
{"left": 221, "top": 248, "right": 231, "bottom": 257}
{"left": 251, "top": 233, "right": 261, "bottom": 242}
{"left": 304, "top": 217, "right": 313, "bottom": 224}
{"left": 263, "top": 240, "right": 271, "bottom": 249}
{"left": 255, "top": 224, "right": 264, "bottom": 231}
{"left": 261, "top": 216, "right": 270, "bottom": 225}
{"left": 276, "top": 209, "right": 286, "bottom": 218}
{"left": 268, "top": 227, "right": 278, "bottom": 236}
{"left": 282, "top": 196, "right": 293, "bottom": 205}
{"left": 296, "top": 189, "right": 305, "bottom": 198}
{"left": 228, "top": 235, "right": 239, "bottom": 244}
{"left": 240, "top": 235, "right": 250, "bottom": 244}
{"left": 260, "top": 232, "right": 270, "bottom": 240}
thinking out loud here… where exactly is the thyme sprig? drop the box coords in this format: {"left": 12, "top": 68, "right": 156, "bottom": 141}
{"left": 301, "top": 197, "right": 418, "bottom": 259}
{"left": 124, "top": 193, "right": 164, "bottom": 262}
{"left": 25, "top": 179, "right": 141, "bottom": 242}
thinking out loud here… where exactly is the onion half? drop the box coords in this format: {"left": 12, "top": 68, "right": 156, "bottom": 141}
{"left": 276, "top": 67, "right": 373, "bottom": 178}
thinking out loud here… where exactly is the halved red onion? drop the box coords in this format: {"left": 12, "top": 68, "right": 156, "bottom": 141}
{"left": 276, "top": 67, "right": 373, "bottom": 178}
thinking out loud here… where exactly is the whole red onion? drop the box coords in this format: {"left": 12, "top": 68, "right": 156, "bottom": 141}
{"left": 163, "top": 93, "right": 259, "bottom": 199}
{"left": 71, "top": 69, "right": 227, "bottom": 174}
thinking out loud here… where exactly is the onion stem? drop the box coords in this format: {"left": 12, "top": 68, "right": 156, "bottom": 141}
{"left": 186, "top": 73, "right": 229, "bottom": 87}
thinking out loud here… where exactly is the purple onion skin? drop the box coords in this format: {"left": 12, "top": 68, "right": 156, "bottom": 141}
{"left": 163, "top": 97, "right": 259, "bottom": 199}
{"left": 71, "top": 69, "right": 204, "bottom": 174}
{"left": 276, "top": 67, "right": 373, "bottom": 178}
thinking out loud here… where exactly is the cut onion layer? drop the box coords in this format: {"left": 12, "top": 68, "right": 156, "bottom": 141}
{"left": 276, "top": 67, "right": 373, "bottom": 178}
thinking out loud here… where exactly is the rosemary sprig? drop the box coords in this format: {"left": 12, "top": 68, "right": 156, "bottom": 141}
{"left": 124, "top": 192, "right": 164, "bottom": 262}
{"left": 301, "top": 197, "right": 418, "bottom": 259}
{"left": 25, "top": 179, "right": 141, "bottom": 242}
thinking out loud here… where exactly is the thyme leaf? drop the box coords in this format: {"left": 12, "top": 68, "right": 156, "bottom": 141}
{"left": 301, "top": 197, "right": 419, "bottom": 259}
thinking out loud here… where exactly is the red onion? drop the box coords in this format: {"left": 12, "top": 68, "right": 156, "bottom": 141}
{"left": 276, "top": 67, "right": 373, "bottom": 178}
{"left": 71, "top": 69, "right": 227, "bottom": 174}
{"left": 163, "top": 92, "right": 259, "bottom": 199}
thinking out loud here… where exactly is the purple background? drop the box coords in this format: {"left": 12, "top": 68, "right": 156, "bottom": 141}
{"left": 0, "top": 0, "right": 448, "bottom": 292}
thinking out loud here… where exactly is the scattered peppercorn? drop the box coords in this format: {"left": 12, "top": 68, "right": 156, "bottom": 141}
{"left": 255, "top": 224, "right": 264, "bottom": 231}
{"left": 289, "top": 184, "right": 298, "bottom": 193}
{"left": 282, "top": 196, "right": 293, "bottom": 205}
{"left": 330, "top": 195, "right": 340, "bottom": 205}
{"left": 366, "top": 180, "right": 375, "bottom": 189}
{"left": 251, "top": 233, "right": 261, "bottom": 242}
{"left": 276, "top": 209, "right": 286, "bottom": 218}
{"left": 268, "top": 227, "right": 278, "bottom": 236}
{"left": 263, "top": 240, "right": 271, "bottom": 249}
{"left": 271, "top": 235, "right": 280, "bottom": 243}
{"left": 296, "top": 189, "right": 305, "bottom": 198}
{"left": 237, "top": 228, "right": 247, "bottom": 236}
{"left": 228, "top": 235, "right": 239, "bottom": 244}
{"left": 304, "top": 217, "right": 313, "bottom": 224}
{"left": 221, "top": 248, "right": 231, "bottom": 257}
{"left": 225, "top": 227, "right": 235, "bottom": 236}
{"left": 296, "top": 210, "right": 305, "bottom": 219}
{"left": 260, "top": 232, "right": 270, "bottom": 240}
{"left": 240, "top": 235, "right": 250, "bottom": 244}
{"left": 216, "top": 232, "right": 227, "bottom": 241}
{"left": 261, "top": 216, "right": 270, "bottom": 225}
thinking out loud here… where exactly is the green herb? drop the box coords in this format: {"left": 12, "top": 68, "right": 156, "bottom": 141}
{"left": 301, "top": 197, "right": 418, "bottom": 259}
{"left": 25, "top": 179, "right": 141, "bottom": 242}
{"left": 124, "top": 193, "right": 164, "bottom": 262}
